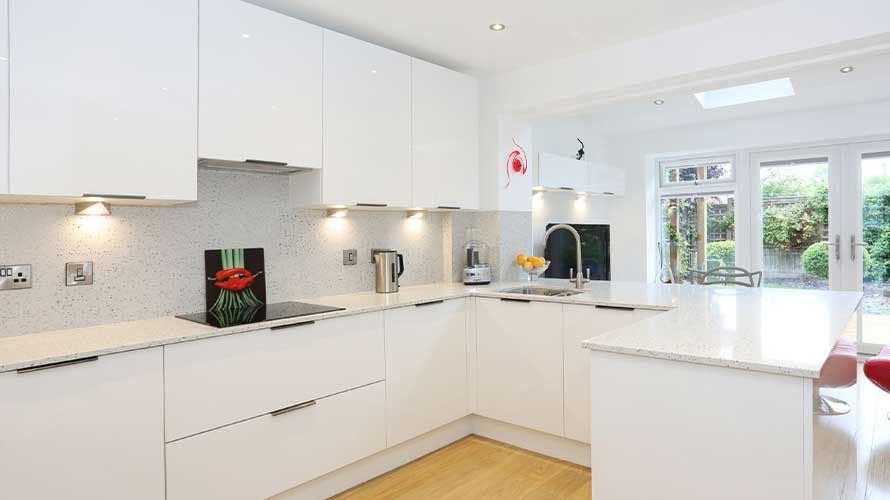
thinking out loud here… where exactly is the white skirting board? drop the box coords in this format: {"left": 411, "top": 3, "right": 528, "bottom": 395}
{"left": 271, "top": 415, "right": 591, "bottom": 499}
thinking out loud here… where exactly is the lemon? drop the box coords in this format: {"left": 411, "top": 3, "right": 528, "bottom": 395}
{"left": 522, "top": 261, "right": 534, "bottom": 271}
{"left": 516, "top": 253, "right": 527, "bottom": 266}
{"left": 531, "top": 257, "right": 545, "bottom": 269}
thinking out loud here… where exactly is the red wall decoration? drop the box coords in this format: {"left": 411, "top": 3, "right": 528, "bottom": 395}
{"left": 504, "top": 138, "right": 528, "bottom": 189}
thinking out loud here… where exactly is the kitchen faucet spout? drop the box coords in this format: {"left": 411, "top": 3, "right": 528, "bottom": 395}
{"left": 543, "top": 224, "right": 586, "bottom": 289}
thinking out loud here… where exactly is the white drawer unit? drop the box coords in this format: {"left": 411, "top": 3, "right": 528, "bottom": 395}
{"left": 166, "top": 381, "right": 386, "bottom": 500}
{"left": 164, "top": 312, "right": 385, "bottom": 441}
{"left": 476, "top": 297, "right": 565, "bottom": 437}
{"left": 385, "top": 298, "right": 469, "bottom": 446}
{"left": 0, "top": 348, "right": 165, "bottom": 500}
{"left": 563, "top": 304, "right": 661, "bottom": 443}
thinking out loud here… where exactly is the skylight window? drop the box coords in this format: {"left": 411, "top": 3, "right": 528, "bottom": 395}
{"left": 694, "top": 78, "right": 795, "bottom": 109}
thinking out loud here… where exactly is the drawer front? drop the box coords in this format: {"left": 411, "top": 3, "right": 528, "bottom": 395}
{"left": 165, "top": 311, "right": 384, "bottom": 441}
{"left": 166, "top": 381, "right": 386, "bottom": 500}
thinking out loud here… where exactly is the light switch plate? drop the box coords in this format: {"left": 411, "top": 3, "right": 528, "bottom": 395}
{"left": 0, "top": 264, "right": 32, "bottom": 290}
{"left": 343, "top": 249, "right": 358, "bottom": 266}
{"left": 66, "top": 262, "right": 94, "bottom": 286}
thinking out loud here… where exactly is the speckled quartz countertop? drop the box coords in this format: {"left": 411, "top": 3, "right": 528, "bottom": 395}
{"left": 0, "top": 280, "right": 862, "bottom": 378}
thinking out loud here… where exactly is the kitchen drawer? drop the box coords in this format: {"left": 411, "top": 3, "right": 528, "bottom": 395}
{"left": 166, "top": 381, "right": 386, "bottom": 500}
{"left": 164, "top": 311, "right": 384, "bottom": 441}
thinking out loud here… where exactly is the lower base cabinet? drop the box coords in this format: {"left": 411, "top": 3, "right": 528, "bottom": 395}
{"left": 385, "top": 298, "right": 468, "bottom": 446}
{"left": 476, "top": 298, "right": 564, "bottom": 436}
{"left": 563, "top": 304, "right": 661, "bottom": 443}
{"left": 0, "top": 348, "right": 165, "bottom": 500}
{"left": 165, "top": 381, "right": 386, "bottom": 500}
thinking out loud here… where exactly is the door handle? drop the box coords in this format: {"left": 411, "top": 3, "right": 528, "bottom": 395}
{"left": 825, "top": 234, "right": 840, "bottom": 262}
{"left": 850, "top": 235, "right": 868, "bottom": 261}
{"left": 270, "top": 399, "right": 317, "bottom": 417}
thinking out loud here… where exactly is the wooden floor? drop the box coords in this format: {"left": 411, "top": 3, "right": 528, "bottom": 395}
{"left": 328, "top": 435, "right": 591, "bottom": 500}
{"left": 329, "top": 369, "right": 890, "bottom": 500}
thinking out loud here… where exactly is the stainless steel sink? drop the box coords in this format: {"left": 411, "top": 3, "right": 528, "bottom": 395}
{"left": 497, "top": 286, "right": 586, "bottom": 298}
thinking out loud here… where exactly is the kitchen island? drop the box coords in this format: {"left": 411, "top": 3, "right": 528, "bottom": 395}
{"left": 582, "top": 285, "right": 862, "bottom": 500}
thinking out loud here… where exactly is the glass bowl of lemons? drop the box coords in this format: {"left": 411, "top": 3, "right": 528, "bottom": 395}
{"left": 515, "top": 253, "right": 550, "bottom": 282}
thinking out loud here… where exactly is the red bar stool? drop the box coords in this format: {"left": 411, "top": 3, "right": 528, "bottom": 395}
{"left": 815, "top": 339, "right": 858, "bottom": 415}
{"left": 864, "top": 345, "right": 890, "bottom": 420}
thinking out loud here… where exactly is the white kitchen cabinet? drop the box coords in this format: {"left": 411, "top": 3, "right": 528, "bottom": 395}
{"left": 8, "top": 0, "right": 198, "bottom": 201}
{"left": 588, "top": 162, "right": 626, "bottom": 195}
{"left": 0, "top": 349, "right": 164, "bottom": 499}
{"left": 164, "top": 312, "right": 384, "bottom": 441}
{"left": 411, "top": 58, "right": 479, "bottom": 210}
{"left": 538, "top": 152, "right": 589, "bottom": 191}
{"left": 563, "top": 304, "right": 661, "bottom": 443}
{"left": 385, "top": 299, "right": 468, "bottom": 446}
{"left": 199, "top": 0, "right": 322, "bottom": 169}
{"left": 476, "top": 297, "right": 564, "bottom": 436}
{"left": 0, "top": 0, "right": 8, "bottom": 195}
{"left": 166, "top": 381, "right": 386, "bottom": 500}
{"left": 294, "top": 29, "right": 411, "bottom": 207}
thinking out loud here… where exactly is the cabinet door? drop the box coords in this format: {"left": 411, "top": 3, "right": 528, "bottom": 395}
{"left": 199, "top": 0, "right": 322, "bottom": 168}
{"left": 385, "top": 299, "right": 468, "bottom": 446}
{"left": 0, "top": 349, "right": 165, "bottom": 499}
{"left": 323, "top": 29, "right": 411, "bottom": 207}
{"left": 9, "top": 0, "right": 198, "bottom": 201}
{"left": 563, "top": 304, "right": 660, "bottom": 443}
{"left": 476, "top": 298, "right": 564, "bottom": 436}
{"left": 411, "top": 58, "right": 478, "bottom": 209}
{"left": 0, "top": 0, "right": 7, "bottom": 194}
{"left": 588, "top": 163, "right": 625, "bottom": 195}
{"left": 538, "top": 152, "right": 589, "bottom": 191}
{"left": 167, "top": 381, "right": 386, "bottom": 500}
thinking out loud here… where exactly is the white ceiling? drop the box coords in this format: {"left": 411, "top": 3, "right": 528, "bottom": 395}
{"left": 249, "top": 0, "right": 781, "bottom": 75}
{"left": 571, "top": 50, "right": 890, "bottom": 135}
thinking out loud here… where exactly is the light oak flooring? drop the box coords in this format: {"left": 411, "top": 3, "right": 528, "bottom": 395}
{"left": 330, "top": 371, "right": 890, "bottom": 500}
{"left": 328, "top": 435, "right": 591, "bottom": 500}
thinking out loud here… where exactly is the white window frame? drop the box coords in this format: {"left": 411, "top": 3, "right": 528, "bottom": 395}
{"left": 658, "top": 155, "right": 736, "bottom": 191}
{"left": 655, "top": 154, "right": 738, "bottom": 283}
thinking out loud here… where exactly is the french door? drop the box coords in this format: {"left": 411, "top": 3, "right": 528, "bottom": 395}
{"left": 843, "top": 140, "right": 890, "bottom": 354}
{"left": 750, "top": 146, "right": 843, "bottom": 291}
{"left": 750, "top": 141, "right": 890, "bottom": 354}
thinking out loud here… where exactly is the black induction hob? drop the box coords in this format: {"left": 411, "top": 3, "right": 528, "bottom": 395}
{"left": 176, "top": 301, "right": 345, "bottom": 328}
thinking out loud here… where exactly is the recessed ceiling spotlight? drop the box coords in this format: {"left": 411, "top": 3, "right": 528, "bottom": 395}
{"left": 840, "top": 66, "right": 854, "bottom": 74}
{"left": 653, "top": 99, "right": 665, "bottom": 105}
{"left": 241, "top": 33, "right": 251, "bottom": 39}
{"left": 489, "top": 23, "right": 506, "bottom": 32}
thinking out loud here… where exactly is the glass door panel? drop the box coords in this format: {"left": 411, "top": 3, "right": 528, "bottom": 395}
{"left": 659, "top": 193, "right": 735, "bottom": 284}
{"left": 848, "top": 143, "right": 890, "bottom": 352}
{"left": 757, "top": 156, "right": 834, "bottom": 289}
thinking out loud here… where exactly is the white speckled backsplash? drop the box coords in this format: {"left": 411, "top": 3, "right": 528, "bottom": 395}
{"left": 0, "top": 170, "right": 530, "bottom": 337}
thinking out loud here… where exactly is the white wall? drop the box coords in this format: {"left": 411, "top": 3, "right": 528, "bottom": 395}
{"left": 603, "top": 98, "right": 890, "bottom": 282}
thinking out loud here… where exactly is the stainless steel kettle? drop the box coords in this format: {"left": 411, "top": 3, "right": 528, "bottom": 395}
{"left": 373, "top": 250, "right": 405, "bottom": 293}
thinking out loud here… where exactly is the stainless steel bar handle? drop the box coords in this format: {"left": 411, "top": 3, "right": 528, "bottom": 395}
{"left": 850, "top": 235, "right": 867, "bottom": 261}
{"left": 270, "top": 399, "right": 317, "bottom": 417}
{"left": 825, "top": 234, "right": 841, "bottom": 262}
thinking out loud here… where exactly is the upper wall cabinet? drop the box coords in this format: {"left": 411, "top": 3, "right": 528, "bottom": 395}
{"left": 8, "top": 0, "right": 198, "bottom": 202}
{"left": 411, "top": 59, "right": 479, "bottom": 210}
{"left": 295, "top": 30, "right": 411, "bottom": 208}
{"left": 0, "top": 0, "right": 8, "bottom": 195}
{"left": 589, "top": 162, "right": 626, "bottom": 196}
{"left": 199, "top": 0, "right": 322, "bottom": 170}
{"left": 537, "top": 152, "right": 588, "bottom": 191}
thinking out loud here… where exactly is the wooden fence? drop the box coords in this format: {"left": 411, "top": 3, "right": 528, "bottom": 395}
{"left": 762, "top": 248, "right": 806, "bottom": 279}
